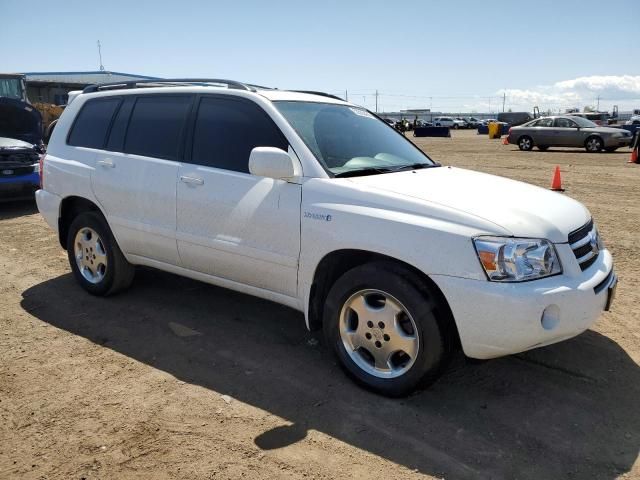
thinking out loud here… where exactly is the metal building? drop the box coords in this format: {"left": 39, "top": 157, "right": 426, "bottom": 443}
{"left": 23, "top": 71, "right": 159, "bottom": 105}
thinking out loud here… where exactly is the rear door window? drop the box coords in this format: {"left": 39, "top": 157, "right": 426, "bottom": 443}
{"left": 189, "top": 96, "right": 288, "bottom": 173}
{"left": 67, "top": 97, "right": 121, "bottom": 149}
{"left": 124, "top": 95, "right": 193, "bottom": 160}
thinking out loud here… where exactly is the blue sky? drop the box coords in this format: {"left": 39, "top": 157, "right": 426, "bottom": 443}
{"left": 2, "top": 0, "right": 639, "bottom": 112}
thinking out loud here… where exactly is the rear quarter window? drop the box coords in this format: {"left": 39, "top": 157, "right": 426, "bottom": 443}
{"left": 67, "top": 97, "right": 121, "bottom": 149}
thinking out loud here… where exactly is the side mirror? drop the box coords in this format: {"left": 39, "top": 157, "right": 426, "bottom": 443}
{"left": 249, "top": 147, "right": 297, "bottom": 180}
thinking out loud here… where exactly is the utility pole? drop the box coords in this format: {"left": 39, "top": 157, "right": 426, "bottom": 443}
{"left": 596, "top": 95, "right": 601, "bottom": 111}
{"left": 97, "top": 40, "right": 105, "bottom": 71}
{"left": 502, "top": 92, "right": 506, "bottom": 112}
{"left": 345, "top": 90, "right": 348, "bottom": 102}
{"left": 375, "top": 89, "right": 378, "bottom": 113}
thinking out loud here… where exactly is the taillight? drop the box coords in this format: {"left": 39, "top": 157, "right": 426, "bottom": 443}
{"left": 39, "top": 154, "right": 46, "bottom": 189}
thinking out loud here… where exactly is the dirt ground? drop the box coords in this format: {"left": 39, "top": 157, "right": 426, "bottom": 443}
{"left": 1, "top": 129, "right": 639, "bottom": 480}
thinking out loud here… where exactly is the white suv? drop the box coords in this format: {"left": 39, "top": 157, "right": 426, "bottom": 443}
{"left": 433, "top": 117, "right": 466, "bottom": 129}
{"left": 36, "top": 79, "right": 617, "bottom": 396}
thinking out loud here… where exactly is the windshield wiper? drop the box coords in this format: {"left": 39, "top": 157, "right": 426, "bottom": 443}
{"left": 334, "top": 167, "right": 394, "bottom": 178}
{"left": 333, "top": 162, "right": 440, "bottom": 178}
{"left": 389, "top": 162, "right": 440, "bottom": 172}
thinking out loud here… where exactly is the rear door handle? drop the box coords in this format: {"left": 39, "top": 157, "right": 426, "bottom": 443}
{"left": 180, "top": 175, "right": 204, "bottom": 186}
{"left": 97, "top": 158, "right": 115, "bottom": 168}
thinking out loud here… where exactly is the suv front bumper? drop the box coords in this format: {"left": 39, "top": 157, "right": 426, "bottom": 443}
{"left": 431, "top": 248, "right": 615, "bottom": 359}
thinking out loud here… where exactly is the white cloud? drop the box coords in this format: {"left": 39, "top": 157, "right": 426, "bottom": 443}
{"left": 501, "top": 75, "right": 640, "bottom": 112}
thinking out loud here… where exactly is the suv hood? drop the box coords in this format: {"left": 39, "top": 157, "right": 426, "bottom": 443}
{"left": 347, "top": 166, "right": 590, "bottom": 243}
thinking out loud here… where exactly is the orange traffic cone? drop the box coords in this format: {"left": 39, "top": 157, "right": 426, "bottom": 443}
{"left": 629, "top": 148, "right": 639, "bottom": 164}
{"left": 550, "top": 166, "right": 564, "bottom": 192}
{"left": 502, "top": 136, "right": 509, "bottom": 145}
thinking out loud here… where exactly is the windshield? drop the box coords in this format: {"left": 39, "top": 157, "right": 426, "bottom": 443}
{"left": 274, "top": 101, "right": 436, "bottom": 176}
{"left": 0, "top": 78, "right": 25, "bottom": 100}
{"left": 570, "top": 116, "right": 598, "bottom": 128}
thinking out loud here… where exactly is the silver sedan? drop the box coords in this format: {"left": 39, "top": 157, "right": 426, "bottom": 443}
{"left": 507, "top": 115, "right": 633, "bottom": 152}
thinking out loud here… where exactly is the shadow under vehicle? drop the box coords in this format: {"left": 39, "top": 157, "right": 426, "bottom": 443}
{"left": 20, "top": 268, "right": 640, "bottom": 480}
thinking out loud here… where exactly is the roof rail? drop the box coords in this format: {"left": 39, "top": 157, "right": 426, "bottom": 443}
{"left": 289, "top": 90, "right": 346, "bottom": 102}
{"left": 82, "top": 78, "right": 255, "bottom": 94}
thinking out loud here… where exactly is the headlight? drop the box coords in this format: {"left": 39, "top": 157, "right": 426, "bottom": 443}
{"left": 473, "top": 236, "right": 562, "bottom": 282}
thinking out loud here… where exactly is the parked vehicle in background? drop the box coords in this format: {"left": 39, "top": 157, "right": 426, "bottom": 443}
{"left": 383, "top": 118, "right": 396, "bottom": 127}
{"left": 480, "top": 118, "right": 497, "bottom": 126}
{"left": 0, "top": 74, "right": 43, "bottom": 146}
{"left": 625, "top": 115, "right": 640, "bottom": 125}
{"left": 497, "top": 111, "right": 533, "bottom": 127}
{"left": 433, "top": 117, "right": 466, "bottom": 129}
{"left": 36, "top": 79, "right": 616, "bottom": 397}
{"left": 568, "top": 112, "right": 609, "bottom": 126}
{"left": 415, "top": 119, "right": 433, "bottom": 127}
{"left": 0, "top": 136, "right": 41, "bottom": 200}
{"left": 507, "top": 116, "right": 633, "bottom": 152}
{"left": 464, "top": 117, "right": 481, "bottom": 128}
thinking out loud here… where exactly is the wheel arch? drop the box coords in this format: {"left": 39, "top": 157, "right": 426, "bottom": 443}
{"left": 306, "top": 249, "right": 461, "bottom": 347}
{"left": 58, "top": 196, "right": 104, "bottom": 250}
{"left": 584, "top": 134, "right": 603, "bottom": 150}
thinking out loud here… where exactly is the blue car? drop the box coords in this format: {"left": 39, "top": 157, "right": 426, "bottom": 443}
{"left": 0, "top": 137, "right": 41, "bottom": 200}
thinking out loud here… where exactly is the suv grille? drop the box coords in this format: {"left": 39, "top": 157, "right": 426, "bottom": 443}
{"left": 568, "top": 220, "right": 599, "bottom": 271}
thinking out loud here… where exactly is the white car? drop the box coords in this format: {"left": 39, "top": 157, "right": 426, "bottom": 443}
{"left": 36, "top": 79, "right": 617, "bottom": 396}
{"left": 433, "top": 117, "right": 466, "bottom": 129}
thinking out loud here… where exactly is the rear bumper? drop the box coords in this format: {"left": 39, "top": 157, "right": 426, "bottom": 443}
{"left": 432, "top": 248, "right": 614, "bottom": 359}
{"left": 35, "top": 189, "right": 61, "bottom": 232}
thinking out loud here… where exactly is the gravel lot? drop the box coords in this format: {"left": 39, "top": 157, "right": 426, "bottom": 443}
{"left": 1, "top": 129, "right": 639, "bottom": 479}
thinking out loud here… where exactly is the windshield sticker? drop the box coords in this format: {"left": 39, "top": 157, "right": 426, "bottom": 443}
{"left": 349, "top": 107, "right": 375, "bottom": 119}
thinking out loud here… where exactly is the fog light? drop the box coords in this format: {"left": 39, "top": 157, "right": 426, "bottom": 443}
{"left": 541, "top": 305, "right": 560, "bottom": 330}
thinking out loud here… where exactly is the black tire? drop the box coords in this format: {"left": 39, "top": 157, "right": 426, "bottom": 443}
{"left": 518, "top": 136, "right": 534, "bottom": 151}
{"left": 453, "top": 124, "right": 458, "bottom": 129}
{"left": 323, "top": 261, "right": 453, "bottom": 397}
{"left": 537, "top": 145, "right": 549, "bottom": 151}
{"left": 585, "top": 136, "right": 603, "bottom": 152}
{"left": 604, "top": 146, "right": 618, "bottom": 153}
{"left": 66, "top": 211, "right": 135, "bottom": 296}
{"left": 435, "top": 123, "right": 441, "bottom": 127}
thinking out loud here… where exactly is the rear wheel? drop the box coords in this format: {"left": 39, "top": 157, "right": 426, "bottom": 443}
{"left": 323, "top": 262, "right": 453, "bottom": 397}
{"left": 67, "top": 212, "right": 135, "bottom": 296}
{"left": 585, "top": 136, "right": 603, "bottom": 152}
{"left": 518, "top": 136, "right": 534, "bottom": 151}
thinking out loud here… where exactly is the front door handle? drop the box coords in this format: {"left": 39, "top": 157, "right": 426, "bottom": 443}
{"left": 180, "top": 175, "right": 204, "bottom": 186}
{"left": 97, "top": 158, "right": 115, "bottom": 168}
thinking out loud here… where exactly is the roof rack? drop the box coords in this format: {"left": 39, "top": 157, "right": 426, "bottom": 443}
{"left": 82, "top": 78, "right": 255, "bottom": 94}
{"left": 289, "top": 90, "right": 346, "bottom": 102}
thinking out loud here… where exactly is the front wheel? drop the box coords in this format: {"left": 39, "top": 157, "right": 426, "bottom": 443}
{"left": 323, "top": 262, "right": 453, "bottom": 397}
{"left": 67, "top": 212, "right": 135, "bottom": 296}
{"left": 585, "top": 136, "right": 603, "bottom": 152}
{"left": 518, "top": 136, "right": 534, "bottom": 151}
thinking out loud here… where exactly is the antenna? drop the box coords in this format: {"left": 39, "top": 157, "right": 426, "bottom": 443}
{"left": 97, "top": 40, "right": 105, "bottom": 71}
